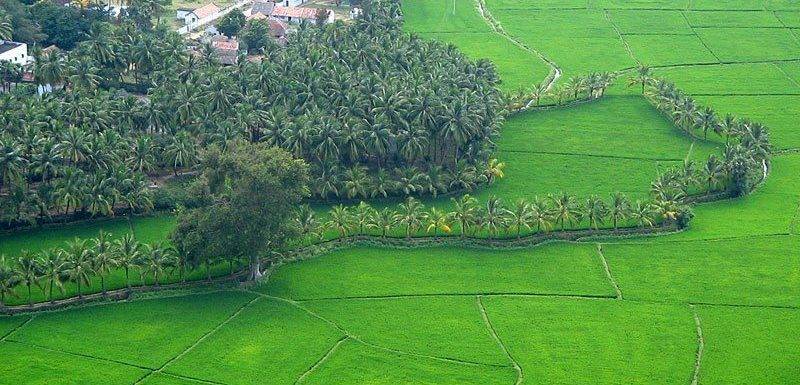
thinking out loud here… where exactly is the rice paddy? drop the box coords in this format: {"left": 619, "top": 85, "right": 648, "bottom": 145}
{"left": 2, "top": 0, "right": 799, "bottom": 384}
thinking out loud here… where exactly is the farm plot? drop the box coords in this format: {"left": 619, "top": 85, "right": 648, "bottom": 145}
{"left": 696, "top": 306, "right": 800, "bottom": 385}
{"left": 654, "top": 62, "right": 800, "bottom": 95}
{"left": 607, "top": 10, "right": 693, "bottom": 34}
{"left": 481, "top": 296, "right": 697, "bottom": 385}
{"left": 301, "top": 339, "right": 517, "bottom": 385}
{"left": 7, "top": 291, "right": 256, "bottom": 368}
{"left": 688, "top": 0, "right": 768, "bottom": 10}
{"left": 685, "top": 10, "right": 784, "bottom": 27}
{"left": 589, "top": 0, "right": 690, "bottom": 9}
{"left": 499, "top": 95, "right": 719, "bottom": 160}
{"left": 624, "top": 34, "right": 719, "bottom": 65}
{"left": 401, "top": 0, "right": 491, "bottom": 33}
{"left": 163, "top": 297, "right": 344, "bottom": 385}
{"left": 0, "top": 342, "right": 148, "bottom": 385}
{"left": 694, "top": 28, "right": 800, "bottom": 62}
{"left": 303, "top": 296, "right": 509, "bottom": 365}
{"left": 260, "top": 243, "right": 616, "bottom": 300}
{"left": 603, "top": 235, "right": 800, "bottom": 307}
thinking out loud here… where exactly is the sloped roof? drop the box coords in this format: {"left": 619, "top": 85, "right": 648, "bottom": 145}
{"left": 251, "top": 0, "right": 275, "bottom": 16}
{"left": 211, "top": 37, "right": 239, "bottom": 65}
{"left": 191, "top": 3, "right": 220, "bottom": 19}
{"left": 271, "top": 6, "right": 322, "bottom": 20}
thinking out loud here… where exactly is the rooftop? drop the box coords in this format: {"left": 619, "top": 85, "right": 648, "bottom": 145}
{"left": 271, "top": 6, "right": 324, "bottom": 20}
{"left": 191, "top": 3, "right": 220, "bottom": 19}
{"left": 0, "top": 41, "right": 24, "bottom": 55}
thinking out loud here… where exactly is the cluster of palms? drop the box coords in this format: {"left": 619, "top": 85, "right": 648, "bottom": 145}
{"left": 642, "top": 75, "right": 771, "bottom": 196}
{"left": 508, "top": 71, "right": 618, "bottom": 111}
{"left": 292, "top": 193, "right": 682, "bottom": 244}
{"left": 3, "top": 1, "right": 503, "bottom": 205}
{"left": 0, "top": 232, "right": 179, "bottom": 308}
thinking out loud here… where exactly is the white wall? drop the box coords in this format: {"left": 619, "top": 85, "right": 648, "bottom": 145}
{"left": 0, "top": 43, "right": 30, "bottom": 66}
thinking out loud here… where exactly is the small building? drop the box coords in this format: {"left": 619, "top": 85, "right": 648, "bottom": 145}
{"left": 0, "top": 41, "right": 31, "bottom": 66}
{"left": 249, "top": 0, "right": 275, "bottom": 18}
{"left": 279, "top": 0, "right": 306, "bottom": 7}
{"left": 211, "top": 36, "right": 239, "bottom": 65}
{"left": 181, "top": 3, "right": 220, "bottom": 25}
{"left": 176, "top": 7, "right": 194, "bottom": 20}
{"left": 349, "top": 7, "right": 362, "bottom": 19}
{"left": 271, "top": 6, "right": 334, "bottom": 24}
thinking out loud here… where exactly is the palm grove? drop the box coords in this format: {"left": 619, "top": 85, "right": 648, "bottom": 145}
{"left": 0, "top": 0, "right": 505, "bottom": 230}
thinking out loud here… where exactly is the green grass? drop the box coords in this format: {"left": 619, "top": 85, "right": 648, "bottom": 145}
{"left": 499, "top": 95, "right": 719, "bottom": 160}
{"left": 303, "top": 296, "right": 508, "bottom": 365}
{"left": 767, "top": 0, "right": 800, "bottom": 10}
{"left": 604, "top": 235, "right": 800, "bottom": 306}
{"left": 401, "top": 0, "right": 491, "bottom": 33}
{"left": 0, "top": 315, "right": 29, "bottom": 337}
{"left": 164, "top": 297, "right": 344, "bottom": 385}
{"left": 590, "top": 0, "right": 690, "bottom": 9}
{"left": 260, "top": 243, "right": 615, "bottom": 300}
{"left": 419, "top": 32, "right": 550, "bottom": 92}
{"left": 494, "top": 9, "right": 619, "bottom": 39}
{"left": 697, "top": 306, "right": 800, "bottom": 385}
{"left": 655, "top": 62, "right": 800, "bottom": 94}
{"left": 140, "top": 374, "right": 200, "bottom": 385}
{"left": 0, "top": 341, "right": 149, "bottom": 384}
{"left": 301, "top": 339, "right": 517, "bottom": 385}
{"left": 688, "top": 0, "right": 766, "bottom": 10}
{"left": 775, "top": 11, "right": 800, "bottom": 26}
{"left": 8, "top": 291, "right": 255, "bottom": 367}
{"left": 482, "top": 296, "right": 697, "bottom": 385}
{"left": 608, "top": 10, "right": 693, "bottom": 34}
{"left": 486, "top": 0, "right": 590, "bottom": 9}
{"left": 695, "top": 28, "right": 800, "bottom": 62}
{"left": 685, "top": 10, "right": 784, "bottom": 27}
{"left": 625, "top": 34, "right": 719, "bottom": 65}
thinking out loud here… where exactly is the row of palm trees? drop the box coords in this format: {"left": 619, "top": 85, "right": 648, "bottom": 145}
{"left": 294, "top": 193, "right": 688, "bottom": 244}
{"left": 0, "top": 232, "right": 178, "bottom": 308}
{"left": 641, "top": 73, "right": 771, "bottom": 196}
{"left": 507, "top": 71, "right": 618, "bottom": 111}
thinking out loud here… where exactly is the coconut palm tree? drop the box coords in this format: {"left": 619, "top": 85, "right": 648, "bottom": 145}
{"left": 702, "top": 155, "right": 726, "bottom": 193}
{"left": 609, "top": 192, "right": 631, "bottom": 230}
{"left": 327, "top": 205, "right": 352, "bottom": 238}
{"left": 483, "top": 158, "right": 506, "bottom": 185}
{"left": 628, "top": 66, "right": 653, "bottom": 94}
{"left": 113, "top": 234, "right": 141, "bottom": 290}
{"left": 367, "top": 208, "right": 398, "bottom": 238}
{"left": 585, "top": 195, "right": 609, "bottom": 230}
{"left": 395, "top": 197, "right": 425, "bottom": 238}
{"left": 0, "top": 256, "right": 20, "bottom": 309}
{"left": 479, "top": 195, "right": 507, "bottom": 239}
{"left": 16, "top": 251, "right": 43, "bottom": 307}
{"left": 141, "top": 243, "right": 175, "bottom": 287}
{"left": 40, "top": 250, "right": 69, "bottom": 303}
{"left": 294, "top": 205, "right": 322, "bottom": 243}
{"left": 0, "top": 11, "right": 11, "bottom": 41}
{"left": 451, "top": 194, "right": 478, "bottom": 237}
{"left": 424, "top": 207, "right": 452, "bottom": 239}
{"left": 529, "top": 196, "right": 553, "bottom": 233}
{"left": 64, "top": 238, "right": 94, "bottom": 299}
{"left": 353, "top": 201, "right": 374, "bottom": 235}
{"left": 508, "top": 199, "right": 533, "bottom": 238}
{"left": 91, "top": 231, "right": 117, "bottom": 296}
{"left": 630, "top": 201, "right": 655, "bottom": 228}
{"left": 550, "top": 192, "right": 583, "bottom": 231}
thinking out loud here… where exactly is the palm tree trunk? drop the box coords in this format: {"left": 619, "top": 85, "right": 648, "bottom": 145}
{"left": 101, "top": 276, "right": 106, "bottom": 295}
{"left": 28, "top": 284, "right": 32, "bottom": 307}
{"left": 49, "top": 280, "right": 54, "bottom": 303}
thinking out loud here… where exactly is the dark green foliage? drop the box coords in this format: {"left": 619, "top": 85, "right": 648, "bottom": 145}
{"left": 216, "top": 9, "right": 245, "bottom": 37}
{"left": 29, "top": 2, "right": 108, "bottom": 50}
{"left": 171, "top": 143, "right": 310, "bottom": 280}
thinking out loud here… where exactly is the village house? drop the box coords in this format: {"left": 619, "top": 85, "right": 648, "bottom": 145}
{"left": 211, "top": 36, "right": 240, "bottom": 65}
{"left": 271, "top": 5, "right": 334, "bottom": 24}
{"left": 178, "top": 3, "right": 220, "bottom": 25}
{"left": 0, "top": 41, "right": 31, "bottom": 66}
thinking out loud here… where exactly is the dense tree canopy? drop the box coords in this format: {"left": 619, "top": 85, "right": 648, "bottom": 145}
{"left": 0, "top": 0, "right": 505, "bottom": 227}
{"left": 171, "top": 143, "right": 310, "bottom": 281}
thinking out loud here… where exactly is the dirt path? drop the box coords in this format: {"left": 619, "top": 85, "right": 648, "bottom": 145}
{"left": 474, "top": 0, "right": 562, "bottom": 97}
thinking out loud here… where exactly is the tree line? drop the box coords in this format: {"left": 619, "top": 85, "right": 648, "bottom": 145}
{"left": 634, "top": 67, "right": 771, "bottom": 197}
{"left": 0, "top": 0, "right": 505, "bottom": 228}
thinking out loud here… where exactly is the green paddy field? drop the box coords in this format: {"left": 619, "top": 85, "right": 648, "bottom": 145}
{"left": 1, "top": 1, "right": 798, "bottom": 384}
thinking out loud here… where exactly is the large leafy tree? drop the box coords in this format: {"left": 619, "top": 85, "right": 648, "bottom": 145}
{"left": 172, "top": 142, "right": 310, "bottom": 280}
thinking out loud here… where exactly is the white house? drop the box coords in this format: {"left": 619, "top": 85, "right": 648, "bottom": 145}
{"left": 0, "top": 41, "right": 30, "bottom": 66}
{"left": 180, "top": 3, "right": 220, "bottom": 25}
{"left": 279, "top": 0, "right": 306, "bottom": 7}
{"left": 271, "top": 6, "right": 334, "bottom": 24}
